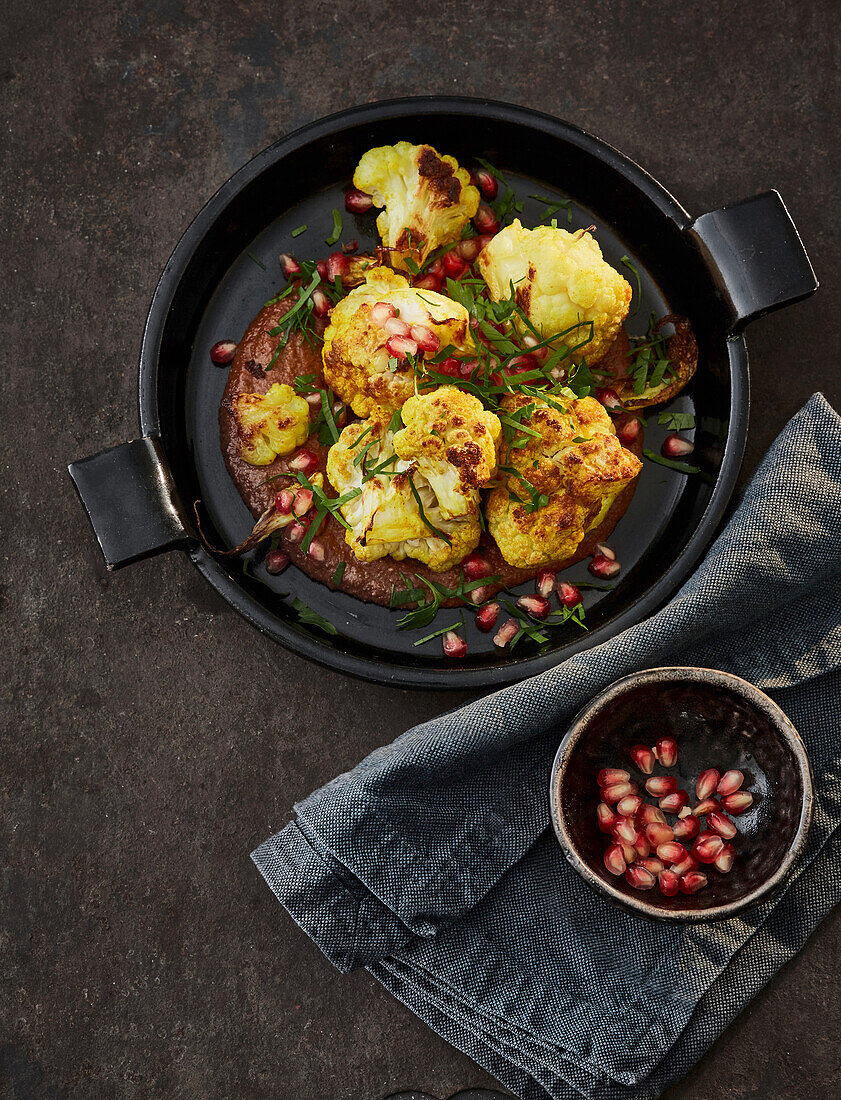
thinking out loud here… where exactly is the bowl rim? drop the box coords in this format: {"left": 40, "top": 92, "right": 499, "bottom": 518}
{"left": 548, "top": 665, "right": 814, "bottom": 922}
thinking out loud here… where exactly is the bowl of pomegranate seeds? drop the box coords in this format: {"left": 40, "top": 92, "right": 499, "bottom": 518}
{"left": 549, "top": 667, "right": 813, "bottom": 921}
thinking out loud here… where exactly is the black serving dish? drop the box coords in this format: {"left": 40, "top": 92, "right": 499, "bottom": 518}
{"left": 549, "top": 667, "right": 814, "bottom": 921}
{"left": 69, "top": 97, "right": 817, "bottom": 688}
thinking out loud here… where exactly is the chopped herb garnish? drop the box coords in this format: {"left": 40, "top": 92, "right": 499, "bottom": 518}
{"left": 643, "top": 448, "right": 701, "bottom": 475}
{"left": 393, "top": 570, "right": 502, "bottom": 630}
{"left": 529, "top": 194, "right": 574, "bottom": 225}
{"left": 413, "top": 621, "right": 463, "bottom": 647}
{"left": 293, "top": 373, "right": 319, "bottom": 395}
{"left": 291, "top": 224, "right": 307, "bottom": 238}
{"left": 331, "top": 561, "right": 347, "bottom": 587}
{"left": 319, "top": 390, "right": 340, "bottom": 444}
{"left": 348, "top": 423, "right": 374, "bottom": 450}
{"left": 388, "top": 409, "right": 403, "bottom": 433}
{"left": 657, "top": 410, "right": 696, "bottom": 432}
{"left": 408, "top": 476, "right": 452, "bottom": 544}
{"left": 325, "top": 208, "right": 342, "bottom": 246}
{"left": 620, "top": 255, "right": 641, "bottom": 315}
{"left": 248, "top": 252, "right": 267, "bottom": 270}
{"left": 291, "top": 597, "right": 337, "bottom": 635}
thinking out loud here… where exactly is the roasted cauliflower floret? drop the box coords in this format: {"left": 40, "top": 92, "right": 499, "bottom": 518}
{"left": 477, "top": 220, "right": 632, "bottom": 364}
{"left": 486, "top": 391, "right": 641, "bottom": 568}
{"left": 326, "top": 409, "right": 481, "bottom": 572}
{"left": 394, "top": 387, "right": 500, "bottom": 519}
{"left": 321, "top": 266, "right": 473, "bottom": 418}
{"left": 233, "top": 382, "right": 310, "bottom": 466}
{"left": 354, "top": 142, "right": 480, "bottom": 272}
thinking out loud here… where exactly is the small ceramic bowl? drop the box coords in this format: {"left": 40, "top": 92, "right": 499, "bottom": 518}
{"left": 549, "top": 667, "right": 813, "bottom": 921}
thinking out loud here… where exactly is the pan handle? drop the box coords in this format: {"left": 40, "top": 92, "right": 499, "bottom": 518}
{"left": 687, "top": 189, "right": 818, "bottom": 332}
{"left": 68, "top": 436, "right": 194, "bottom": 569}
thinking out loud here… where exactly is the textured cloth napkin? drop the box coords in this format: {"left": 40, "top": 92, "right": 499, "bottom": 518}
{"left": 253, "top": 394, "right": 841, "bottom": 1100}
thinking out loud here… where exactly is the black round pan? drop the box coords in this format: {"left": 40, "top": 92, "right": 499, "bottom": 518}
{"left": 69, "top": 97, "right": 817, "bottom": 689}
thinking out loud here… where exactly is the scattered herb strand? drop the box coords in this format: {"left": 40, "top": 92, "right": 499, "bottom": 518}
{"left": 247, "top": 252, "right": 267, "bottom": 270}
{"left": 413, "top": 621, "right": 463, "bottom": 647}
{"left": 331, "top": 562, "right": 347, "bottom": 587}
{"left": 319, "top": 390, "right": 340, "bottom": 444}
{"left": 291, "top": 224, "right": 307, "bottom": 238}
{"left": 291, "top": 596, "right": 337, "bottom": 635}
{"left": 408, "top": 477, "right": 452, "bottom": 544}
{"left": 620, "top": 255, "right": 641, "bottom": 315}
{"left": 325, "top": 208, "right": 342, "bottom": 245}
{"left": 643, "top": 448, "right": 702, "bottom": 475}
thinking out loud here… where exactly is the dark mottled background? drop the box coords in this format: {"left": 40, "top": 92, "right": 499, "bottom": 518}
{"left": 2, "top": 1, "right": 839, "bottom": 1097}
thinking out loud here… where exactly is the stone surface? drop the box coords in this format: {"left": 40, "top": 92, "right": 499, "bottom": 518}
{"left": 1, "top": 1, "right": 839, "bottom": 1097}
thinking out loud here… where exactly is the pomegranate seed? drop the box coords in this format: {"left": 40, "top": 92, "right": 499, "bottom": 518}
{"left": 612, "top": 818, "right": 638, "bottom": 846}
{"left": 588, "top": 555, "right": 621, "bottom": 579}
{"left": 671, "top": 852, "right": 699, "bottom": 877}
{"left": 696, "top": 769, "right": 721, "bottom": 801}
{"left": 597, "top": 768, "right": 630, "bottom": 786}
{"left": 679, "top": 871, "right": 708, "bottom": 894}
{"left": 287, "top": 521, "right": 306, "bottom": 543}
{"left": 307, "top": 539, "right": 325, "bottom": 562}
{"left": 594, "top": 387, "right": 621, "bottom": 408}
{"left": 316, "top": 260, "right": 328, "bottom": 280}
{"left": 678, "top": 806, "right": 692, "bottom": 818}
{"left": 442, "top": 631, "right": 467, "bottom": 659}
{"left": 721, "top": 791, "right": 754, "bottom": 815}
{"left": 437, "top": 356, "right": 460, "bottom": 377}
{"left": 714, "top": 842, "right": 735, "bottom": 873}
{"left": 655, "top": 737, "right": 678, "bottom": 767}
{"left": 468, "top": 586, "right": 489, "bottom": 606}
{"left": 594, "top": 541, "right": 615, "bottom": 561}
{"left": 641, "top": 857, "right": 665, "bottom": 875}
{"left": 602, "top": 781, "right": 633, "bottom": 804}
{"left": 279, "top": 253, "right": 302, "bottom": 278}
{"left": 596, "top": 803, "right": 618, "bottom": 834}
{"left": 305, "top": 391, "right": 323, "bottom": 408}
{"left": 386, "top": 334, "right": 418, "bottom": 358}
{"left": 707, "top": 811, "right": 737, "bottom": 840}
{"left": 717, "top": 770, "right": 744, "bottom": 796}
{"left": 413, "top": 273, "right": 442, "bottom": 292}
{"left": 410, "top": 324, "right": 441, "bottom": 355}
{"left": 462, "top": 551, "right": 491, "bottom": 582}
{"left": 210, "top": 340, "right": 237, "bottom": 365}
{"left": 442, "top": 251, "right": 467, "bottom": 278}
{"left": 536, "top": 569, "right": 556, "bottom": 598}
{"left": 384, "top": 315, "right": 411, "bottom": 336}
{"left": 265, "top": 549, "right": 290, "bottom": 574}
{"left": 604, "top": 844, "right": 626, "bottom": 876}
{"left": 672, "top": 815, "right": 700, "bottom": 841}
{"left": 659, "top": 790, "right": 689, "bottom": 814}
{"left": 662, "top": 433, "right": 694, "bottom": 458}
{"left": 621, "top": 842, "right": 636, "bottom": 864}
{"left": 371, "top": 301, "right": 398, "bottom": 326}
{"left": 692, "top": 831, "right": 725, "bottom": 864}
{"left": 634, "top": 834, "right": 651, "bottom": 859}
{"left": 275, "top": 489, "right": 294, "bottom": 514}
{"left": 625, "top": 864, "right": 655, "bottom": 891}
{"left": 517, "top": 594, "right": 551, "bottom": 619}
{"left": 637, "top": 804, "right": 667, "bottom": 826}
{"left": 345, "top": 187, "right": 373, "bottom": 213}
{"left": 506, "top": 354, "right": 537, "bottom": 375}
{"left": 474, "top": 203, "right": 499, "bottom": 235}
{"left": 475, "top": 234, "right": 494, "bottom": 253}
{"left": 457, "top": 237, "right": 480, "bottom": 262}
{"left": 493, "top": 618, "right": 519, "bottom": 648}
{"left": 292, "top": 488, "right": 313, "bottom": 516}
{"left": 658, "top": 869, "right": 680, "bottom": 896}
{"left": 474, "top": 167, "right": 498, "bottom": 200}
{"left": 656, "top": 841, "right": 687, "bottom": 864}
{"left": 617, "top": 418, "right": 642, "bottom": 446}
{"left": 645, "top": 775, "right": 677, "bottom": 797}
{"left": 557, "top": 582, "right": 582, "bottom": 607}
{"left": 645, "top": 822, "right": 674, "bottom": 847}
{"left": 311, "top": 288, "right": 331, "bottom": 316}
{"left": 342, "top": 239, "right": 359, "bottom": 254}
{"left": 475, "top": 603, "right": 500, "bottom": 632}
{"left": 288, "top": 449, "right": 319, "bottom": 475}
{"left": 617, "top": 794, "right": 642, "bottom": 817}
{"left": 325, "top": 251, "right": 350, "bottom": 281}
{"left": 692, "top": 798, "right": 721, "bottom": 817}
{"left": 629, "top": 744, "right": 656, "bottom": 774}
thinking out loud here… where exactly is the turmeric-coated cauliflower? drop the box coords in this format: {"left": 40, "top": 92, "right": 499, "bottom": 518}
{"left": 354, "top": 142, "right": 480, "bottom": 272}
{"left": 321, "top": 266, "right": 473, "bottom": 418}
{"left": 326, "top": 405, "right": 486, "bottom": 572}
{"left": 477, "top": 220, "right": 632, "bottom": 364}
{"left": 394, "top": 387, "right": 500, "bottom": 519}
{"left": 233, "top": 382, "right": 310, "bottom": 466}
{"left": 486, "top": 391, "right": 641, "bottom": 568}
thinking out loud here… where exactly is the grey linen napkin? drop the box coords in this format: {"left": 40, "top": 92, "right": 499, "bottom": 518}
{"left": 252, "top": 394, "right": 841, "bottom": 1099}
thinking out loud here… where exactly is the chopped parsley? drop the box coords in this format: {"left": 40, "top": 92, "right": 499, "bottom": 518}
{"left": 247, "top": 252, "right": 267, "bottom": 270}
{"left": 658, "top": 410, "right": 696, "bottom": 432}
{"left": 643, "top": 448, "right": 701, "bottom": 476}
{"left": 325, "top": 208, "right": 342, "bottom": 246}
{"left": 331, "top": 561, "right": 347, "bottom": 587}
{"left": 291, "top": 597, "right": 337, "bottom": 635}
{"left": 291, "top": 224, "right": 308, "bottom": 238}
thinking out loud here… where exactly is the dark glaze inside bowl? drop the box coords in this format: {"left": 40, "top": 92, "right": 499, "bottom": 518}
{"left": 549, "top": 667, "right": 813, "bottom": 921}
